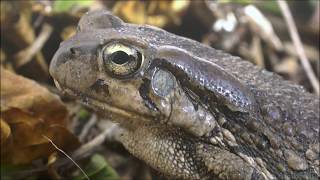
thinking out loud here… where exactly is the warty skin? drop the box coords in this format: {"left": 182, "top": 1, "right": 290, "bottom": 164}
{"left": 50, "top": 10, "right": 319, "bottom": 179}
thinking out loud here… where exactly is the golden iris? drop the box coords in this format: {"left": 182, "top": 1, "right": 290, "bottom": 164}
{"left": 102, "top": 43, "right": 143, "bottom": 78}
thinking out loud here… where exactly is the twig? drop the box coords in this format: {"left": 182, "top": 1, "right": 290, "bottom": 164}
{"left": 15, "top": 23, "right": 53, "bottom": 71}
{"left": 79, "top": 114, "right": 98, "bottom": 142}
{"left": 7, "top": 124, "right": 119, "bottom": 179}
{"left": 73, "top": 123, "right": 119, "bottom": 157}
{"left": 43, "top": 135, "right": 90, "bottom": 180}
{"left": 277, "top": 0, "right": 319, "bottom": 95}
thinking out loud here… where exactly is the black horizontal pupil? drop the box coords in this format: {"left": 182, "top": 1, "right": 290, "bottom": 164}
{"left": 110, "top": 51, "right": 132, "bottom": 65}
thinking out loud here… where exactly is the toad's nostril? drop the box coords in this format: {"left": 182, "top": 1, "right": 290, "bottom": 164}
{"left": 90, "top": 79, "right": 110, "bottom": 96}
{"left": 96, "top": 79, "right": 107, "bottom": 86}
{"left": 70, "top": 47, "right": 76, "bottom": 55}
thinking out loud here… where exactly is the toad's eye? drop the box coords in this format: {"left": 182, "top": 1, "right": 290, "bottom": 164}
{"left": 102, "top": 43, "right": 143, "bottom": 78}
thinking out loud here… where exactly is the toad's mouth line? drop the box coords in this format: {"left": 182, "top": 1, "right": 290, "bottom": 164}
{"left": 54, "top": 80, "right": 155, "bottom": 123}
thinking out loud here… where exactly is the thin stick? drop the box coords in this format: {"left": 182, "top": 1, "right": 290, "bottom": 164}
{"left": 9, "top": 126, "right": 118, "bottom": 179}
{"left": 277, "top": 0, "right": 319, "bottom": 95}
{"left": 74, "top": 123, "right": 119, "bottom": 157}
{"left": 15, "top": 23, "right": 53, "bottom": 71}
{"left": 79, "top": 114, "right": 97, "bottom": 142}
{"left": 43, "top": 135, "right": 90, "bottom": 180}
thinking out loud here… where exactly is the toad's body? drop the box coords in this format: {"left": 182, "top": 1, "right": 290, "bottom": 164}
{"left": 50, "top": 11, "right": 319, "bottom": 179}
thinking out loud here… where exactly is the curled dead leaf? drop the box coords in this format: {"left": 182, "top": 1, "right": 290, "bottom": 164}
{"left": 0, "top": 68, "right": 79, "bottom": 165}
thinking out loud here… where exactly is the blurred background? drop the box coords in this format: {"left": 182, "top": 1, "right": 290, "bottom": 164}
{"left": 1, "top": 0, "right": 319, "bottom": 180}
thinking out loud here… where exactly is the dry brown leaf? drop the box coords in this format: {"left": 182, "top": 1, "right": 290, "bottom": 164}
{"left": 0, "top": 118, "right": 11, "bottom": 145}
{"left": 112, "top": 0, "right": 190, "bottom": 27}
{"left": 0, "top": 68, "right": 79, "bottom": 165}
{"left": 274, "top": 57, "right": 299, "bottom": 77}
{"left": 61, "top": 25, "right": 77, "bottom": 41}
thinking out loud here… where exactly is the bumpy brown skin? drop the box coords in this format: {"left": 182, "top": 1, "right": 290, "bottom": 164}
{"left": 50, "top": 11, "right": 319, "bottom": 179}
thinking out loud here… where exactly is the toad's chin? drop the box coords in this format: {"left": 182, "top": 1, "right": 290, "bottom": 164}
{"left": 53, "top": 78, "right": 154, "bottom": 125}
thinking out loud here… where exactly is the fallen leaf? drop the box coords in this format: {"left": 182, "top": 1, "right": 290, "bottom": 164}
{"left": 274, "top": 56, "right": 299, "bottom": 76}
{"left": 0, "top": 118, "right": 10, "bottom": 145}
{"left": 0, "top": 68, "right": 79, "bottom": 165}
{"left": 112, "top": 0, "right": 190, "bottom": 27}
